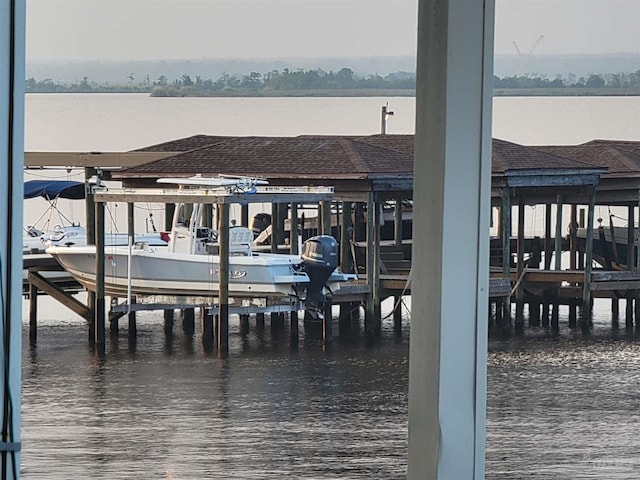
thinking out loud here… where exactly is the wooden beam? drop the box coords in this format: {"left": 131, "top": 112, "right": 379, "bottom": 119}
{"left": 28, "top": 272, "right": 91, "bottom": 320}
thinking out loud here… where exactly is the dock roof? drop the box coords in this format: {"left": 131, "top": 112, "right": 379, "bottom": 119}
{"left": 537, "top": 140, "right": 640, "bottom": 176}
{"left": 117, "top": 133, "right": 603, "bottom": 178}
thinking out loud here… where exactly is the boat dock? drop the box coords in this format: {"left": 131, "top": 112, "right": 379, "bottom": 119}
{"left": 23, "top": 134, "right": 640, "bottom": 351}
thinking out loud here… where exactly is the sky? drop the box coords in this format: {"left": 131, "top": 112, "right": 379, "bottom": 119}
{"left": 26, "top": 0, "right": 640, "bottom": 62}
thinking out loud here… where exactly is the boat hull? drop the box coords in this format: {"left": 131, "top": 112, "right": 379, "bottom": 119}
{"left": 46, "top": 245, "right": 310, "bottom": 298}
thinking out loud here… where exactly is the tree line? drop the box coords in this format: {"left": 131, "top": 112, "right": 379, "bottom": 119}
{"left": 24, "top": 68, "right": 640, "bottom": 95}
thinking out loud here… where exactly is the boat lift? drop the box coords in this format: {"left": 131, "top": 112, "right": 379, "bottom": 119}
{"left": 88, "top": 180, "right": 337, "bottom": 350}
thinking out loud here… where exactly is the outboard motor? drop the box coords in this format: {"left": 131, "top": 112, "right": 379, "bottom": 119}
{"left": 301, "top": 235, "right": 339, "bottom": 319}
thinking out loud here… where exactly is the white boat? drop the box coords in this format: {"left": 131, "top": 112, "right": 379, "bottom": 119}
{"left": 46, "top": 176, "right": 356, "bottom": 313}
{"left": 23, "top": 179, "right": 167, "bottom": 254}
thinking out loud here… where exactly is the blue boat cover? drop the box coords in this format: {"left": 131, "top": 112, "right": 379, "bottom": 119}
{"left": 24, "top": 180, "right": 85, "bottom": 200}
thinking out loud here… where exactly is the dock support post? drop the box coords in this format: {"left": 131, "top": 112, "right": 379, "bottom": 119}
{"left": 323, "top": 298, "right": 333, "bottom": 344}
{"left": 180, "top": 308, "right": 194, "bottom": 335}
{"left": 128, "top": 310, "right": 137, "bottom": 338}
{"left": 201, "top": 309, "right": 214, "bottom": 344}
{"left": 544, "top": 203, "right": 553, "bottom": 270}
{"left": 290, "top": 203, "right": 299, "bottom": 255}
{"left": 164, "top": 309, "right": 174, "bottom": 335}
{"left": 94, "top": 199, "right": 106, "bottom": 347}
{"left": 241, "top": 204, "right": 249, "bottom": 228}
{"left": 270, "top": 203, "right": 278, "bottom": 253}
{"left": 568, "top": 300, "right": 577, "bottom": 328}
{"left": 501, "top": 187, "right": 511, "bottom": 323}
{"left": 125, "top": 202, "right": 135, "bottom": 337}
{"left": 85, "top": 167, "right": 97, "bottom": 342}
{"left": 570, "top": 205, "right": 577, "bottom": 270}
{"left": 365, "top": 191, "right": 378, "bottom": 332}
{"left": 290, "top": 311, "right": 299, "bottom": 344}
{"left": 625, "top": 296, "right": 633, "bottom": 329}
{"left": 218, "top": 203, "right": 230, "bottom": 351}
{"left": 372, "top": 194, "right": 382, "bottom": 331}
{"left": 582, "top": 186, "right": 596, "bottom": 327}
{"left": 394, "top": 197, "right": 403, "bottom": 250}
{"left": 322, "top": 200, "right": 332, "bottom": 237}
{"left": 340, "top": 201, "right": 352, "bottom": 273}
{"left": 29, "top": 280, "right": 37, "bottom": 344}
{"left": 515, "top": 194, "right": 525, "bottom": 327}
{"left": 165, "top": 203, "right": 175, "bottom": 231}
{"left": 554, "top": 195, "right": 563, "bottom": 271}
{"left": 394, "top": 295, "right": 403, "bottom": 332}
{"left": 240, "top": 314, "right": 250, "bottom": 336}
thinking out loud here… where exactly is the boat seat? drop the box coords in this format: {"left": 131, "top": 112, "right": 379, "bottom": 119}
{"left": 229, "top": 227, "right": 254, "bottom": 255}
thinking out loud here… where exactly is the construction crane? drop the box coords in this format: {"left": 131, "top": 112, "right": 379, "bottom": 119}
{"left": 513, "top": 34, "right": 544, "bottom": 76}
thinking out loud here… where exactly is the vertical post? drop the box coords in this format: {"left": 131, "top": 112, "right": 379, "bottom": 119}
{"left": 217, "top": 203, "right": 230, "bottom": 351}
{"left": 582, "top": 186, "right": 596, "bottom": 326}
{"left": 373, "top": 195, "right": 382, "bottom": 330}
{"left": 365, "top": 191, "right": 376, "bottom": 330}
{"left": 94, "top": 199, "right": 106, "bottom": 346}
{"left": 627, "top": 205, "right": 635, "bottom": 271}
{"left": 201, "top": 308, "right": 213, "bottom": 344}
{"left": 340, "top": 201, "right": 352, "bottom": 273}
{"left": 554, "top": 195, "right": 563, "bottom": 271}
{"left": 408, "top": 0, "right": 494, "bottom": 477}
{"left": 270, "top": 203, "right": 278, "bottom": 253}
{"left": 241, "top": 204, "right": 249, "bottom": 228}
{"left": 394, "top": 197, "right": 403, "bottom": 250}
{"left": 85, "top": 167, "right": 97, "bottom": 335}
{"left": 544, "top": 203, "right": 553, "bottom": 270}
{"left": 515, "top": 195, "right": 525, "bottom": 325}
{"left": 381, "top": 104, "right": 393, "bottom": 134}
{"left": 165, "top": 203, "right": 175, "bottom": 231}
{"left": 127, "top": 202, "right": 136, "bottom": 333}
{"left": 290, "top": 203, "right": 298, "bottom": 255}
{"left": 322, "top": 200, "right": 332, "bottom": 237}
{"left": 0, "top": 0, "right": 25, "bottom": 473}
{"left": 29, "top": 279, "right": 37, "bottom": 345}
{"left": 570, "top": 205, "right": 577, "bottom": 270}
{"left": 501, "top": 188, "right": 511, "bottom": 322}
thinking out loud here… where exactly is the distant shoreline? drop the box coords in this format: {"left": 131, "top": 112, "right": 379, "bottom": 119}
{"left": 24, "top": 88, "right": 640, "bottom": 97}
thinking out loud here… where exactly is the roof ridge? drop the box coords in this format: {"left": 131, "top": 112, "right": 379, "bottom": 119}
{"left": 337, "top": 137, "right": 369, "bottom": 172}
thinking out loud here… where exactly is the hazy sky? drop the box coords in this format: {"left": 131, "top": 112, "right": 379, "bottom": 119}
{"left": 26, "top": 0, "right": 640, "bottom": 62}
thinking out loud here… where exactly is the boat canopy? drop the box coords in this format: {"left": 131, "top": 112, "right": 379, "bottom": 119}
{"left": 24, "top": 180, "right": 85, "bottom": 200}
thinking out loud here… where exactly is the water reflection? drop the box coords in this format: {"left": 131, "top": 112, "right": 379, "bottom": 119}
{"left": 22, "top": 302, "right": 640, "bottom": 478}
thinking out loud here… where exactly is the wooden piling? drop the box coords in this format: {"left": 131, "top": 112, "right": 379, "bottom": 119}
{"left": 94, "top": 199, "right": 106, "bottom": 346}
{"left": 217, "top": 203, "right": 230, "bottom": 351}
{"left": 201, "top": 309, "right": 214, "bottom": 344}
{"left": 515, "top": 195, "right": 525, "bottom": 326}
{"left": 29, "top": 281, "right": 37, "bottom": 344}
{"left": 582, "top": 186, "right": 596, "bottom": 326}
{"left": 340, "top": 201, "right": 352, "bottom": 273}
{"left": 290, "top": 203, "right": 299, "bottom": 255}
{"left": 625, "top": 297, "right": 633, "bottom": 329}
{"left": 501, "top": 188, "right": 511, "bottom": 324}
{"left": 181, "top": 308, "right": 194, "bottom": 335}
{"left": 164, "top": 309, "right": 174, "bottom": 335}
{"left": 365, "top": 192, "right": 377, "bottom": 331}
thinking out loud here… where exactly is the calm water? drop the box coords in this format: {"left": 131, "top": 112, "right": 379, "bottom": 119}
{"left": 21, "top": 94, "right": 640, "bottom": 479}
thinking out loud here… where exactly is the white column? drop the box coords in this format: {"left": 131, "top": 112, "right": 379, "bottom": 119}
{"left": 0, "top": 0, "right": 25, "bottom": 477}
{"left": 408, "top": 0, "right": 494, "bottom": 478}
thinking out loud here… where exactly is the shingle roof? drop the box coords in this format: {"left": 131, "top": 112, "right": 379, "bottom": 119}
{"left": 357, "top": 135, "right": 601, "bottom": 174}
{"left": 118, "top": 134, "right": 615, "bottom": 184}
{"left": 537, "top": 141, "right": 640, "bottom": 175}
{"left": 491, "top": 138, "right": 600, "bottom": 174}
{"left": 118, "top": 135, "right": 414, "bottom": 180}
{"left": 133, "top": 134, "right": 232, "bottom": 153}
